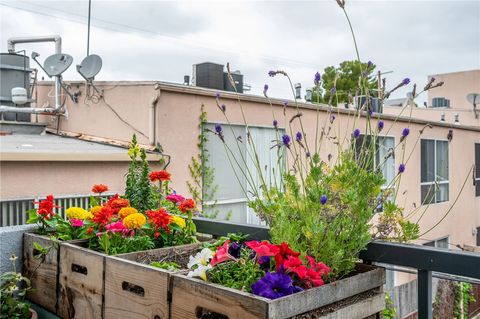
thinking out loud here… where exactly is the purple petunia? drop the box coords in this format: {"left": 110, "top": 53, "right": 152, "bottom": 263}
{"left": 314, "top": 72, "right": 321, "bottom": 85}
{"left": 215, "top": 123, "right": 222, "bottom": 134}
{"left": 251, "top": 272, "right": 298, "bottom": 299}
{"left": 353, "top": 128, "right": 361, "bottom": 139}
{"left": 273, "top": 119, "right": 278, "bottom": 128}
{"left": 282, "top": 134, "right": 291, "bottom": 147}
{"left": 398, "top": 164, "right": 406, "bottom": 174}
{"left": 402, "top": 128, "right": 410, "bottom": 137}
{"left": 378, "top": 121, "right": 384, "bottom": 131}
{"left": 402, "top": 78, "right": 410, "bottom": 85}
{"left": 296, "top": 131, "right": 302, "bottom": 142}
{"left": 228, "top": 242, "right": 243, "bottom": 259}
{"left": 320, "top": 195, "right": 328, "bottom": 205}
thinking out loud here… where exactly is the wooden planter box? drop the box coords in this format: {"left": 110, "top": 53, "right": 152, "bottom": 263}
{"left": 104, "top": 243, "right": 204, "bottom": 319}
{"left": 170, "top": 264, "right": 385, "bottom": 319}
{"left": 58, "top": 239, "right": 210, "bottom": 319}
{"left": 22, "top": 232, "right": 86, "bottom": 314}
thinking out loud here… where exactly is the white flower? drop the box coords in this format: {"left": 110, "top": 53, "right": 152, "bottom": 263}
{"left": 187, "top": 264, "right": 212, "bottom": 281}
{"left": 187, "top": 248, "right": 213, "bottom": 269}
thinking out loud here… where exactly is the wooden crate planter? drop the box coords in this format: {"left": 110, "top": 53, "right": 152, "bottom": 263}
{"left": 57, "top": 242, "right": 107, "bottom": 319}
{"left": 22, "top": 232, "right": 86, "bottom": 314}
{"left": 104, "top": 243, "right": 204, "bottom": 319}
{"left": 170, "top": 264, "right": 385, "bottom": 319}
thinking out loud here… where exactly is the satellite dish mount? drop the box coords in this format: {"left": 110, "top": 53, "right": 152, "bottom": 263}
{"left": 77, "top": 54, "right": 103, "bottom": 97}
{"left": 32, "top": 52, "right": 79, "bottom": 103}
{"left": 466, "top": 93, "right": 479, "bottom": 119}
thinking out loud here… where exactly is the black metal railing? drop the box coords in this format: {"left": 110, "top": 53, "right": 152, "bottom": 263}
{"left": 192, "top": 217, "right": 480, "bottom": 319}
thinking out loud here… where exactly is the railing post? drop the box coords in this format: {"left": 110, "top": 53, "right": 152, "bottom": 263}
{"left": 418, "top": 269, "right": 432, "bottom": 319}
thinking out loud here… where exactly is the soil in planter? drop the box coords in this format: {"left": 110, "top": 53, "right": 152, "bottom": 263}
{"left": 129, "top": 243, "right": 203, "bottom": 269}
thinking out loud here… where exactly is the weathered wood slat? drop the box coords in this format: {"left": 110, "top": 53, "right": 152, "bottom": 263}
{"left": 57, "top": 242, "right": 105, "bottom": 319}
{"left": 313, "top": 293, "right": 384, "bottom": 319}
{"left": 104, "top": 243, "right": 203, "bottom": 319}
{"left": 23, "top": 233, "right": 58, "bottom": 314}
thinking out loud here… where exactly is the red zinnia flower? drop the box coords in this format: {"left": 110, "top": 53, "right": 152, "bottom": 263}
{"left": 178, "top": 199, "right": 195, "bottom": 213}
{"left": 106, "top": 194, "right": 130, "bottom": 213}
{"left": 149, "top": 170, "right": 171, "bottom": 182}
{"left": 146, "top": 208, "right": 172, "bottom": 232}
{"left": 34, "top": 195, "right": 60, "bottom": 219}
{"left": 92, "top": 184, "right": 109, "bottom": 194}
{"left": 92, "top": 206, "right": 114, "bottom": 225}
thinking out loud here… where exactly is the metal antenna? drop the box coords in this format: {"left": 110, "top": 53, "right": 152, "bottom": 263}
{"left": 87, "top": 0, "right": 92, "bottom": 56}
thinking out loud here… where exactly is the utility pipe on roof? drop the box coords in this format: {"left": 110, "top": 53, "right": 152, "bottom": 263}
{"left": 0, "top": 105, "right": 61, "bottom": 115}
{"left": 7, "top": 35, "right": 62, "bottom": 111}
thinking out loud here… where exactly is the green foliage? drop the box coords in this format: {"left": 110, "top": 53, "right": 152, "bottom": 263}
{"left": 94, "top": 232, "right": 155, "bottom": 255}
{"left": 187, "top": 105, "right": 219, "bottom": 218}
{"left": 124, "top": 135, "right": 155, "bottom": 212}
{"left": 383, "top": 293, "right": 397, "bottom": 319}
{"left": 312, "top": 60, "right": 377, "bottom": 106}
{"left": 0, "top": 256, "right": 32, "bottom": 319}
{"left": 207, "top": 249, "right": 265, "bottom": 292}
{"left": 149, "top": 261, "right": 181, "bottom": 271}
{"left": 453, "top": 282, "right": 475, "bottom": 319}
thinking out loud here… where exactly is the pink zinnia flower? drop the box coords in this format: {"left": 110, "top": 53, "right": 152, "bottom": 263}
{"left": 166, "top": 194, "right": 186, "bottom": 204}
{"left": 70, "top": 219, "right": 84, "bottom": 227}
{"left": 106, "top": 221, "right": 126, "bottom": 233}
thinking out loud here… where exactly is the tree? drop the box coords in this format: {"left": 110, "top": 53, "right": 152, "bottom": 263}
{"left": 312, "top": 60, "right": 377, "bottom": 106}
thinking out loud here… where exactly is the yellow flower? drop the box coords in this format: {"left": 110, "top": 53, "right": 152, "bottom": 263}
{"left": 90, "top": 206, "right": 103, "bottom": 215}
{"left": 66, "top": 207, "right": 93, "bottom": 220}
{"left": 171, "top": 215, "right": 186, "bottom": 228}
{"left": 119, "top": 207, "right": 138, "bottom": 219}
{"left": 123, "top": 213, "right": 146, "bottom": 229}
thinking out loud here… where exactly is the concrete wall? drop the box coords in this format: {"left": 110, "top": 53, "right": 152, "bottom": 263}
{"left": 0, "top": 224, "right": 36, "bottom": 274}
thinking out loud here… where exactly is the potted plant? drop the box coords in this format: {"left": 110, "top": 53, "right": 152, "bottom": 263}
{"left": 1, "top": 254, "right": 38, "bottom": 319}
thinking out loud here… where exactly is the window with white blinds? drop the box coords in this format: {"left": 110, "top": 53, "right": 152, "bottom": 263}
{"left": 203, "top": 123, "right": 284, "bottom": 225}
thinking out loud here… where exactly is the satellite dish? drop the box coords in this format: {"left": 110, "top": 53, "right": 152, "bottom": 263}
{"left": 77, "top": 54, "right": 102, "bottom": 79}
{"left": 467, "top": 93, "right": 479, "bottom": 104}
{"left": 43, "top": 53, "right": 73, "bottom": 77}
{"left": 467, "top": 93, "right": 480, "bottom": 119}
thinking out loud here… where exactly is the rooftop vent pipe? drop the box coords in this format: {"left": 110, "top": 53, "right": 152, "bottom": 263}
{"left": 7, "top": 35, "right": 62, "bottom": 111}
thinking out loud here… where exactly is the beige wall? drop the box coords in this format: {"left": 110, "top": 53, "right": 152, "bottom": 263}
{"left": 383, "top": 70, "right": 480, "bottom": 127}
{"left": 29, "top": 81, "right": 480, "bottom": 251}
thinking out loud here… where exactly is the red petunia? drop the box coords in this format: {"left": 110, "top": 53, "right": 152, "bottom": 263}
{"left": 210, "top": 240, "right": 234, "bottom": 266}
{"left": 92, "top": 206, "right": 114, "bottom": 225}
{"left": 146, "top": 208, "right": 172, "bottom": 232}
{"left": 92, "top": 184, "right": 109, "bottom": 194}
{"left": 246, "top": 241, "right": 280, "bottom": 258}
{"left": 274, "top": 242, "right": 300, "bottom": 270}
{"left": 178, "top": 199, "right": 195, "bottom": 213}
{"left": 305, "top": 255, "right": 331, "bottom": 276}
{"left": 149, "top": 170, "right": 171, "bottom": 182}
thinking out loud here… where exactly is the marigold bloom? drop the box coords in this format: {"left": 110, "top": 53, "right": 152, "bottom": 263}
{"left": 91, "top": 184, "right": 109, "bottom": 194}
{"left": 123, "top": 213, "right": 147, "bottom": 230}
{"left": 149, "top": 170, "right": 171, "bottom": 182}
{"left": 66, "top": 207, "right": 93, "bottom": 220}
{"left": 171, "top": 215, "right": 186, "bottom": 228}
{"left": 118, "top": 207, "right": 138, "bottom": 219}
{"left": 179, "top": 199, "right": 195, "bottom": 213}
{"left": 146, "top": 208, "right": 172, "bottom": 231}
{"left": 90, "top": 206, "right": 103, "bottom": 215}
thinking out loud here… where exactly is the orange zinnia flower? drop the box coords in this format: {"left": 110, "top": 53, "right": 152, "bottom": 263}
{"left": 149, "top": 170, "right": 171, "bottom": 182}
{"left": 179, "top": 199, "right": 195, "bottom": 213}
{"left": 92, "top": 184, "right": 109, "bottom": 194}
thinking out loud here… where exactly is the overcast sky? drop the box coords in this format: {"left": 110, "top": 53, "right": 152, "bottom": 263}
{"left": 1, "top": 0, "right": 479, "bottom": 102}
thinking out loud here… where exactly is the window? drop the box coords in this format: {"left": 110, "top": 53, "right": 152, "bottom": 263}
{"left": 203, "top": 123, "right": 284, "bottom": 225}
{"left": 477, "top": 227, "right": 480, "bottom": 246}
{"left": 355, "top": 135, "right": 395, "bottom": 211}
{"left": 475, "top": 143, "right": 480, "bottom": 197}
{"left": 421, "top": 139, "right": 449, "bottom": 204}
{"left": 423, "top": 236, "right": 449, "bottom": 249}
